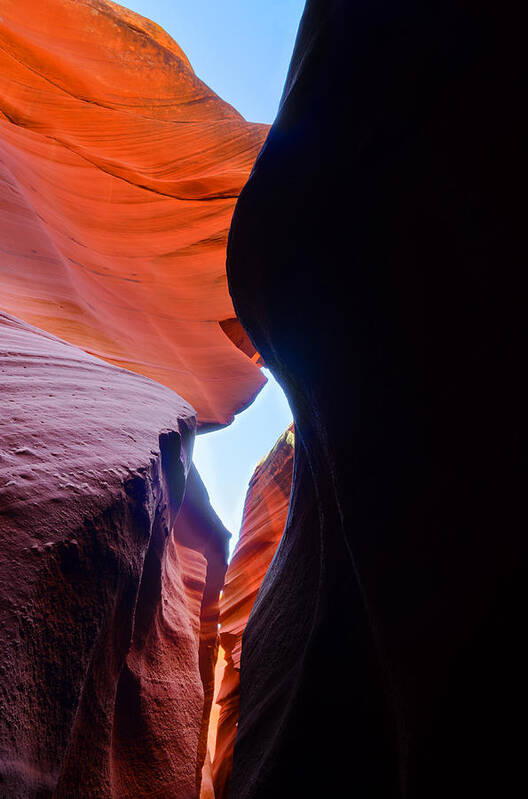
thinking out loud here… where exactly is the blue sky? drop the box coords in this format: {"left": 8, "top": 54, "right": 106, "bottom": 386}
{"left": 194, "top": 370, "right": 292, "bottom": 548}
{"left": 119, "top": 0, "right": 305, "bottom": 123}
{"left": 119, "top": 1, "right": 302, "bottom": 546}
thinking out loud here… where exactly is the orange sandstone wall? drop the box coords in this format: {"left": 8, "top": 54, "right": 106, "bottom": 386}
{"left": 0, "top": 0, "right": 267, "bottom": 426}
{"left": 212, "top": 427, "right": 294, "bottom": 798}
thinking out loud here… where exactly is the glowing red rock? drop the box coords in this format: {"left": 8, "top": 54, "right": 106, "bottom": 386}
{"left": 0, "top": 312, "right": 229, "bottom": 797}
{"left": 0, "top": 0, "right": 267, "bottom": 426}
{"left": 212, "top": 427, "right": 294, "bottom": 798}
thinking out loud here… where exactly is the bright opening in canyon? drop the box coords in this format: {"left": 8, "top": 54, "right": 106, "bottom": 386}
{"left": 194, "top": 369, "right": 292, "bottom": 554}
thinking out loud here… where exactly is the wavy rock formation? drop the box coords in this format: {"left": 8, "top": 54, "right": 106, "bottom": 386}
{"left": 0, "top": 0, "right": 267, "bottom": 427}
{"left": 227, "top": 1, "right": 526, "bottom": 797}
{"left": 0, "top": 312, "right": 229, "bottom": 798}
{"left": 212, "top": 427, "right": 293, "bottom": 798}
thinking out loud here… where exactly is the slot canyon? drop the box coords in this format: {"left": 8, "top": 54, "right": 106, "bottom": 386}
{"left": 0, "top": 1, "right": 525, "bottom": 798}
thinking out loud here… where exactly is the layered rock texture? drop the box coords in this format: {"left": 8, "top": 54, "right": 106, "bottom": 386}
{"left": 212, "top": 427, "right": 293, "bottom": 798}
{"left": 0, "top": 312, "right": 229, "bottom": 797}
{"left": 0, "top": 0, "right": 267, "bottom": 426}
{"left": 227, "top": 1, "right": 526, "bottom": 797}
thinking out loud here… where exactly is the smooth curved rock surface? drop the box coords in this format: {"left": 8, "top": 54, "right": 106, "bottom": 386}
{"left": 0, "top": 312, "right": 228, "bottom": 798}
{"left": 227, "top": 2, "right": 526, "bottom": 797}
{"left": 0, "top": 0, "right": 267, "bottom": 427}
{"left": 212, "top": 427, "right": 293, "bottom": 798}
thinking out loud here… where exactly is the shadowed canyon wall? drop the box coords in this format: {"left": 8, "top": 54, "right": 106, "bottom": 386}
{"left": 0, "top": 312, "right": 230, "bottom": 797}
{"left": 227, "top": 1, "right": 526, "bottom": 797}
{"left": 0, "top": 0, "right": 268, "bottom": 427}
{"left": 212, "top": 427, "right": 293, "bottom": 799}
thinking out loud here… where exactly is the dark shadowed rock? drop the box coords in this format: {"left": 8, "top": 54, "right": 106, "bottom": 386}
{"left": 227, "top": 1, "right": 526, "bottom": 796}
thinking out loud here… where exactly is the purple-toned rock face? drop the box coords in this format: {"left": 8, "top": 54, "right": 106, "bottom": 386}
{"left": 0, "top": 312, "right": 228, "bottom": 798}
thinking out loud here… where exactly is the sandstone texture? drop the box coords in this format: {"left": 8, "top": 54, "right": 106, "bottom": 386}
{"left": 212, "top": 427, "right": 293, "bottom": 798}
{"left": 227, "top": 1, "right": 526, "bottom": 797}
{"left": 0, "top": 312, "right": 229, "bottom": 797}
{"left": 0, "top": 0, "right": 267, "bottom": 427}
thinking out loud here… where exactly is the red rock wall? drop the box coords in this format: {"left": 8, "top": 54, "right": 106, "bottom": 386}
{"left": 0, "top": 0, "right": 267, "bottom": 427}
{"left": 0, "top": 312, "right": 229, "bottom": 798}
{"left": 212, "top": 427, "right": 294, "bottom": 798}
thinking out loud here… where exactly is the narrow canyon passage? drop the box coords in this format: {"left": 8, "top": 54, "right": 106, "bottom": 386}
{"left": 189, "top": 368, "right": 294, "bottom": 797}
{"left": 195, "top": 415, "right": 294, "bottom": 798}
{"left": 207, "top": 425, "right": 294, "bottom": 799}
{"left": 178, "top": 331, "right": 294, "bottom": 794}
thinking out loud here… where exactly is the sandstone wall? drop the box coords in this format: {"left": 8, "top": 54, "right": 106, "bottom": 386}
{"left": 0, "top": 0, "right": 267, "bottom": 426}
